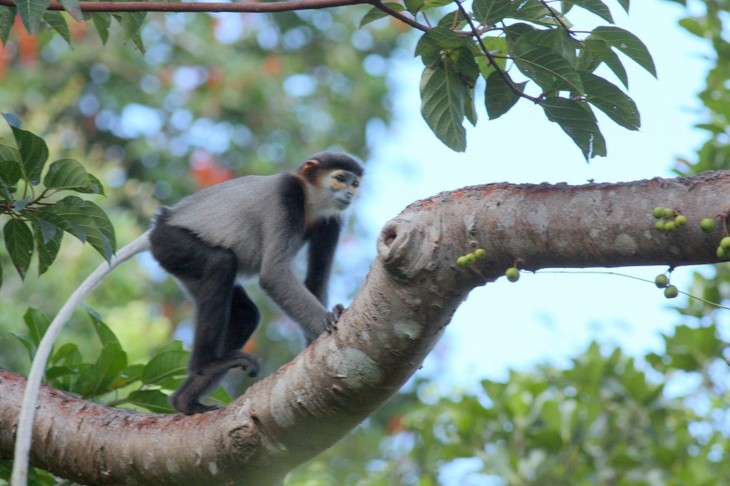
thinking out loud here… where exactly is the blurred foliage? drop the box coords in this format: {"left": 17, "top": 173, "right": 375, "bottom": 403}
{"left": 0, "top": 6, "right": 399, "bottom": 375}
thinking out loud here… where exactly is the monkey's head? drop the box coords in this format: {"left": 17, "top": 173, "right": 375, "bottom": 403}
{"left": 297, "top": 152, "right": 363, "bottom": 213}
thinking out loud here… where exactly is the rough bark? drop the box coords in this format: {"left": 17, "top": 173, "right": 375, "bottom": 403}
{"left": 2, "top": 171, "right": 729, "bottom": 485}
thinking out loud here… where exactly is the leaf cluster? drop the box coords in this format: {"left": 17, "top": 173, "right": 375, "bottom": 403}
{"left": 0, "top": 114, "right": 115, "bottom": 289}
{"left": 1, "top": 0, "right": 146, "bottom": 50}
{"left": 364, "top": 0, "right": 656, "bottom": 159}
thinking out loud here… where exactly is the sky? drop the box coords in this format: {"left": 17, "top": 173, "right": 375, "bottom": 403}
{"left": 356, "top": 0, "right": 714, "bottom": 385}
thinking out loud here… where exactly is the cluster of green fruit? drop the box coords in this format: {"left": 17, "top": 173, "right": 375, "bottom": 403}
{"left": 456, "top": 248, "right": 487, "bottom": 267}
{"left": 652, "top": 207, "right": 687, "bottom": 232}
{"left": 653, "top": 273, "right": 679, "bottom": 299}
{"left": 699, "top": 217, "right": 730, "bottom": 260}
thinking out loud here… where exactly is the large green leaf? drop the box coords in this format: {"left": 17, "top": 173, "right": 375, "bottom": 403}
{"left": 581, "top": 72, "right": 640, "bottom": 130}
{"left": 485, "top": 71, "right": 525, "bottom": 120}
{"left": 510, "top": 35, "right": 583, "bottom": 92}
{"left": 90, "top": 12, "right": 111, "bottom": 44}
{"left": 581, "top": 36, "right": 629, "bottom": 88}
{"left": 4, "top": 218, "right": 34, "bottom": 279}
{"left": 43, "top": 158, "right": 105, "bottom": 195}
{"left": 85, "top": 307, "right": 121, "bottom": 348}
{"left": 31, "top": 218, "right": 62, "bottom": 275}
{"left": 420, "top": 63, "right": 467, "bottom": 152}
{"left": 58, "top": 0, "right": 82, "bottom": 21}
{"left": 473, "top": 0, "right": 513, "bottom": 25}
{"left": 45, "top": 195, "right": 116, "bottom": 261}
{"left": 415, "top": 26, "right": 467, "bottom": 66}
{"left": 0, "top": 6, "right": 14, "bottom": 45}
{"left": 0, "top": 160, "right": 22, "bottom": 186}
{"left": 141, "top": 350, "right": 190, "bottom": 386}
{"left": 564, "top": 0, "right": 614, "bottom": 23}
{"left": 23, "top": 307, "right": 51, "bottom": 349}
{"left": 42, "top": 11, "right": 70, "bottom": 45}
{"left": 74, "top": 342, "right": 127, "bottom": 398}
{"left": 126, "top": 390, "right": 176, "bottom": 413}
{"left": 4, "top": 115, "right": 49, "bottom": 185}
{"left": 359, "top": 3, "right": 404, "bottom": 28}
{"left": 541, "top": 97, "right": 606, "bottom": 160}
{"left": 590, "top": 26, "right": 656, "bottom": 77}
{"left": 14, "top": 0, "right": 49, "bottom": 33}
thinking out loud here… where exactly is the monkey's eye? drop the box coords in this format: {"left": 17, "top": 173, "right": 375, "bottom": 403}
{"left": 351, "top": 180, "right": 360, "bottom": 188}
{"left": 334, "top": 174, "right": 346, "bottom": 183}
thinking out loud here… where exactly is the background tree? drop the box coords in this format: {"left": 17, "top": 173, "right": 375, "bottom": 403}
{"left": 0, "top": 2, "right": 721, "bottom": 484}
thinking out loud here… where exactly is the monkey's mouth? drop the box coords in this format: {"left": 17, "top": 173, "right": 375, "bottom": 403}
{"left": 335, "top": 198, "right": 351, "bottom": 208}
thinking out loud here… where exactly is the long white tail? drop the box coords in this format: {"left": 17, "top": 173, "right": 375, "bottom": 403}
{"left": 11, "top": 231, "right": 152, "bottom": 486}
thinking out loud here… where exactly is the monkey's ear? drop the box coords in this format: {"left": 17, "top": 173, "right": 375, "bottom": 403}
{"left": 298, "top": 159, "right": 321, "bottom": 181}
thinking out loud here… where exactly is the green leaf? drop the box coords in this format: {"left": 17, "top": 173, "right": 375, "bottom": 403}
{"left": 126, "top": 390, "right": 176, "bottom": 413}
{"left": 485, "top": 71, "right": 524, "bottom": 120}
{"left": 23, "top": 307, "right": 50, "bottom": 349}
{"left": 58, "top": 0, "right": 82, "bottom": 21}
{"left": 590, "top": 26, "right": 656, "bottom": 77}
{"left": 564, "top": 0, "right": 613, "bottom": 23}
{"left": 31, "top": 219, "right": 62, "bottom": 275}
{"left": 84, "top": 306, "right": 121, "bottom": 348}
{"left": 4, "top": 218, "right": 34, "bottom": 279}
{"left": 473, "top": 0, "right": 513, "bottom": 25}
{"left": 90, "top": 13, "right": 111, "bottom": 44}
{"left": 74, "top": 342, "right": 127, "bottom": 398}
{"left": 4, "top": 115, "right": 49, "bottom": 185}
{"left": 12, "top": 333, "right": 35, "bottom": 362}
{"left": 42, "top": 10, "right": 70, "bottom": 45}
{"left": 582, "top": 36, "right": 628, "bottom": 88}
{"left": 14, "top": 0, "right": 49, "bottom": 33}
{"left": 415, "top": 26, "right": 467, "bottom": 66}
{"left": 0, "top": 160, "right": 22, "bottom": 186}
{"left": 359, "top": 3, "right": 404, "bottom": 28}
{"left": 581, "top": 72, "right": 640, "bottom": 130}
{"left": 404, "top": 0, "right": 425, "bottom": 14}
{"left": 617, "top": 0, "right": 629, "bottom": 12}
{"left": 46, "top": 195, "right": 116, "bottom": 261}
{"left": 43, "top": 158, "right": 105, "bottom": 195}
{"left": 0, "top": 6, "right": 15, "bottom": 46}
{"left": 541, "top": 97, "right": 606, "bottom": 160}
{"left": 141, "top": 350, "right": 190, "bottom": 386}
{"left": 510, "top": 35, "right": 583, "bottom": 92}
{"left": 420, "top": 63, "right": 467, "bottom": 152}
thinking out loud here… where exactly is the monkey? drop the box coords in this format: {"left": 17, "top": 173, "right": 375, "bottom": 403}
{"left": 13, "top": 151, "right": 364, "bottom": 471}
{"left": 149, "top": 151, "right": 363, "bottom": 413}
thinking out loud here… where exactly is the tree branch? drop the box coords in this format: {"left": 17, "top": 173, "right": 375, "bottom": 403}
{"left": 3, "top": 171, "right": 730, "bottom": 485}
{"left": 0, "top": 0, "right": 368, "bottom": 14}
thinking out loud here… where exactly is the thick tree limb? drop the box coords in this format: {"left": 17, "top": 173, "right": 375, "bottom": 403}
{"left": 2, "top": 171, "right": 729, "bottom": 485}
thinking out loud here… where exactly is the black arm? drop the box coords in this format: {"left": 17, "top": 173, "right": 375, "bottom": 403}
{"left": 304, "top": 218, "right": 341, "bottom": 304}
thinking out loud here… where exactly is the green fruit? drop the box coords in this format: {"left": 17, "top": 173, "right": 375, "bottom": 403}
{"left": 718, "top": 246, "right": 728, "bottom": 260}
{"left": 721, "top": 236, "right": 730, "bottom": 250}
{"left": 700, "top": 218, "right": 717, "bottom": 233}
{"left": 505, "top": 267, "right": 520, "bottom": 282}
{"left": 674, "top": 215, "right": 687, "bottom": 228}
{"left": 662, "top": 208, "right": 674, "bottom": 219}
{"left": 652, "top": 207, "right": 664, "bottom": 219}
{"left": 655, "top": 221, "right": 665, "bottom": 231}
{"left": 664, "top": 285, "right": 679, "bottom": 299}
{"left": 465, "top": 253, "right": 476, "bottom": 264}
{"left": 456, "top": 256, "right": 468, "bottom": 267}
{"left": 474, "top": 248, "right": 487, "bottom": 260}
{"left": 654, "top": 274, "right": 669, "bottom": 289}
{"left": 663, "top": 221, "right": 676, "bottom": 232}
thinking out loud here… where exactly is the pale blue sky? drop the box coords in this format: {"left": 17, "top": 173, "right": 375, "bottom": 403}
{"left": 357, "top": 0, "right": 713, "bottom": 383}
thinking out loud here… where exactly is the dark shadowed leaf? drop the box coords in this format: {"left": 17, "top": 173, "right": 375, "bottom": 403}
{"left": 4, "top": 218, "right": 33, "bottom": 279}
{"left": 541, "top": 98, "right": 606, "bottom": 160}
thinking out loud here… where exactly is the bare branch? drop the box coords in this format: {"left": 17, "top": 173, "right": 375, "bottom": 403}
{"left": 0, "top": 0, "right": 368, "bottom": 14}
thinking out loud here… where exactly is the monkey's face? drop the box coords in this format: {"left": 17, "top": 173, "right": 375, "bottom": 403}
{"left": 328, "top": 169, "right": 361, "bottom": 209}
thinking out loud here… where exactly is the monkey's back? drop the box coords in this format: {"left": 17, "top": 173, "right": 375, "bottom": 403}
{"left": 164, "top": 173, "right": 301, "bottom": 275}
